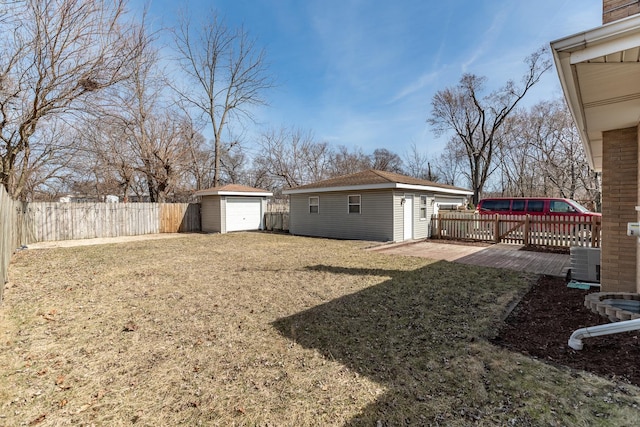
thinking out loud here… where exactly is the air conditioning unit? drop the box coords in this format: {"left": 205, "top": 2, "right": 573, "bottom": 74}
{"left": 569, "top": 247, "right": 601, "bottom": 283}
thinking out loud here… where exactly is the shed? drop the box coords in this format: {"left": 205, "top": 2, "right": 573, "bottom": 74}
{"left": 282, "top": 169, "right": 473, "bottom": 242}
{"left": 195, "top": 184, "right": 273, "bottom": 233}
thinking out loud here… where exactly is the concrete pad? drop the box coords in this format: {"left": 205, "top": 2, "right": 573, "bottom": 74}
{"left": 25, "top": 233, "right": 189, "bottom": 249}
{"left": 370, "top": 241, "right": 490, "bottom": 261}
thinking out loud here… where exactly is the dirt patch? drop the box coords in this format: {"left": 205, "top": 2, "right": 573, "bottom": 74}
{"left": 520, "top": 245, "right": 570, "bottom": 255}
{"left": 492, "top": 275, "right": 640, "bottom": 387}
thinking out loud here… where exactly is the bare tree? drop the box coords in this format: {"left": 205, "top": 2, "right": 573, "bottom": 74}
{"left": 180, "top": 117, "right": 214, "bottom": 191}
{"left": 434, "top": 139, "right": 466, "bottom": 187}
{"left": 404, "top": 143, "right": 439, "bottom": 181}
{"left": 219, "top": 143, "right": 247, "bottom": 185}
{"left": 492, "top": 110, "right": 542, "bottom": 197}
{"left": 523, "top": 100, "right": 600, "bottom": 205}
{"left": 8, "top": 118, "right": 85, "bottom": 200}
{"left": 134, "top": 113, "right": 192, "bottom": 202}
{"left": 85, "top": 25, "right": 197, "bottom": 203}
{"left": 327, "top": 145, "right": 372, "bottom": 177}
{"left": 172, "top": 10, "right": 274, "bottom": 187}
{"left": 80, "top": 116, "right": 137, "bottom": 201}
{"left": 526, "top": 101, "right": 581, "bottom": 198}
{"left": 371, "top": 148, "right": 403, "bottom": 173}
{"left": 256, "top": 127, "right": 332, "bottom": 188}
{"left": 428, "top": 48, "right": 551, "bottom": 204}
{"left": 490, "top": 98, "right": 601, "bottom": 209}
{"left": 0, "top": 0, "right": 145, "bottom": 200}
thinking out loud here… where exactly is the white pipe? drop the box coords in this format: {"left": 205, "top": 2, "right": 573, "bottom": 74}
{"left": 568, "top": 317, "right": 640, "bottom": 350}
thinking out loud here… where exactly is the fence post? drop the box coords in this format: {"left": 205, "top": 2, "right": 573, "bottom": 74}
{"left": 524, "top": 214, "right": 530, "bottom": 247}
{"left": 493, "top": 215, "right": 500, "bottom": 244}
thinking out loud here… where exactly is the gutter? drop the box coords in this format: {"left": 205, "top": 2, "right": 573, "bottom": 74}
{"left": 568, "top": 318, "right": 640, "bottom": 350}
{"left": 551, "top": 13, "right": 640, "bottom": 53}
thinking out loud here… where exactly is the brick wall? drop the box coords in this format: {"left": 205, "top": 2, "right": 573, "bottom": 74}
{"left": 601, "top": 127, "right": 638, "bottom": 292}
{"left": 603, "top": 0, "right": 640, "bottom": 24}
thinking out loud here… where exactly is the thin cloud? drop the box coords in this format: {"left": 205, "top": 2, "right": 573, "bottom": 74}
{"left": 461, "top": 6, "right": 510, "bottom": 72}
{"left": 130, "top": 0, "right": 602, "bottom": 159}
{"left": 391, "top": 71, "right": 439, "bottom": 103}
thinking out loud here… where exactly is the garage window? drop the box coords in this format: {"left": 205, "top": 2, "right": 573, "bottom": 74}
{"left": 348, "top": 195, "right": 361, "bottom": 214}
{"left": 309, "top": 196, "right": 319, "bottom": 214}
{"left": 420, "top": 195, "right": 427, "bottom": 219}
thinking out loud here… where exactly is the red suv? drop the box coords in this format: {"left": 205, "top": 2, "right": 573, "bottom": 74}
{"left": 476, "top": 197, "right": 600, "bottom": 218}
{"left": 476, "top": 197, "right": 600, "bottom": 239}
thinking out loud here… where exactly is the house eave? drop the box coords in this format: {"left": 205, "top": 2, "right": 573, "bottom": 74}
{"left": 551, "top": 13, "right": 640, "bottom": 172}
{"left": 196, "top": 191, "right": 273, "bottom": 197}
{"left": 282, "top": 183, "right": 473, "bottom": 196}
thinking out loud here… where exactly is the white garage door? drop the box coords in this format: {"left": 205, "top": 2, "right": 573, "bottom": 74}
{"left": 226, "top": 198, "right": 262, "bottom": 232}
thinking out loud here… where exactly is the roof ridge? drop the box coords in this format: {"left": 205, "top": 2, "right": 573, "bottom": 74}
{"left": 195, "top": 183, "right": 272, "bottom": 195}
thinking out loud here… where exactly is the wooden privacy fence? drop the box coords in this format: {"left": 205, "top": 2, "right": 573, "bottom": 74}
{"left": 24, "top": 202, "right": 201, "bottom": 242}
{"left": 1, "top": 186, "right": 29, "bottom": 300}
{"left": 264, "top": 212, "right": 289, "bottom": 232}
{"left": 159, "top": 203, "right": 201, "bottom": 233}
{"left": 0, "top": 197, "right": 201, "bottom": 302}
{"left": 431, "top": 213, "right": 602, "bottom": 248}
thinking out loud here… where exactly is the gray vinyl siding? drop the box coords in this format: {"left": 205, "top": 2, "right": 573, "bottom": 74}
{"left": 201, "top": 196, "right": 222, "bottom": 233}
{"left": 392, "top": 192, "right": 404, "bottom": 241}
{"left": 427, "top": 195, "right": 436, "bottom": 237}
{"left": 289, "top": 190, "right": 464, "bottom": 242}
{"left": 220, "top": 197, "right": 227, "bottom": 233}
{"left": 260, "top": 198, "right": 267, "bottom": 229}
{"left": 413, "top": 193, "right": 434, "bottom": 239}
{"left": 289, "top": 190, "right": 394, "bottom": 241}
{"left": 391, "top": 191, "right": 432, "bottom": 241}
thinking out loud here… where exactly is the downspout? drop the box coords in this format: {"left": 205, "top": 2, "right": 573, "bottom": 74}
{"left": 568, "top": 318, "right": 640, "bottom": 350}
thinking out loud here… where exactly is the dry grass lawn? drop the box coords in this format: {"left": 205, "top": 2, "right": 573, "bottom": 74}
{"left": 1, "top": 232, "right": 639, "bottom": 426}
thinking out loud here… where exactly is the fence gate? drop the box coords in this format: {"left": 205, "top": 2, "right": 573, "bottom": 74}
{"left": 494, "top": 215, "right": 527, "bottom": 245}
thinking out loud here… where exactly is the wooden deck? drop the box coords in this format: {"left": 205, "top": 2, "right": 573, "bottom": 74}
{"left": 371, "top": 241, "right": 570, "bottom": 277}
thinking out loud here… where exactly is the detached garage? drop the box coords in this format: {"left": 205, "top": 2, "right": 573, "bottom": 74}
{"left": 195, "top": 184, "right": 273, "bottom": 233}
{"left": 283, "top": 169, "right": 472, "bottom": 242}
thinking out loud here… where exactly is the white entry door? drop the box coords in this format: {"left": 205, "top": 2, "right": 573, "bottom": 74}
{"left": 226, "top": 198, "right": 262, "bottom": 232}
{"left": 403, "top": 195, "right": 414, "bottom": 240}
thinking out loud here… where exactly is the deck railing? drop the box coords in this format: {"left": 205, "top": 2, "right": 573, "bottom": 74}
{"left": 431, "top": 213, "right": 601, "bottom": 248}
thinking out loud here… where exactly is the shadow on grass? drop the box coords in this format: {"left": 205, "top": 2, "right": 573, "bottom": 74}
{"left": 272, "top": 261, "right": 527, "bottom": 425}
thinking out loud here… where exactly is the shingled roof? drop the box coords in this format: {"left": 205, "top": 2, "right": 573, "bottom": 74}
{"left": 195, "top": 184, "right": 273, "bottom": 197}
{"left": 282, "top": 170, "right": 472, "bottom": 195}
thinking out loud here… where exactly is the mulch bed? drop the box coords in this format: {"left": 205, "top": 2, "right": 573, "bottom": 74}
{"left": 492, "top": 275, "right": 640, "bottom": 387}
{"left": 519, "top": 245, "right": 570, "bottom": 255}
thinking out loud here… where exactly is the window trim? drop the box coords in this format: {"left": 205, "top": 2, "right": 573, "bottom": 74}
{"left": 348, "top": 194, "right": 361, "bottom": 214}
{"left": 309, "top": 196, "right": 319, "bottom": 214}
{"left": 419, "top": 195, "right": 428, "bottom": 220}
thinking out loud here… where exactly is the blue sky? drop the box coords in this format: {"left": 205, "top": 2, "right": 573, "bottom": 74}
{"left": 133, "top": 0, "right": 602, "bottom": 160}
